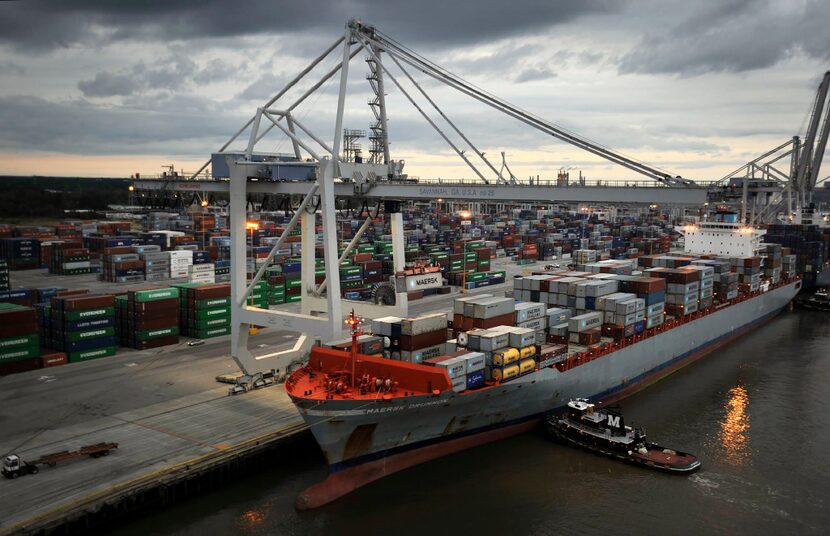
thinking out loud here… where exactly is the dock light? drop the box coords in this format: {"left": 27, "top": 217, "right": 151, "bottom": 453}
{"left": 200, "top": 199, "right": 209, "bottom": 207}
{"left": 128, "top": 185, "right": 135, "bottom": 192}
{"left": 245, "top": 222, "right": 259, "bottom": 231}
{"left": 684, "top": 224, "right": 696, "bottom": 232}
{"left": 458, "top": 210, "right": 472, "bottom": 219}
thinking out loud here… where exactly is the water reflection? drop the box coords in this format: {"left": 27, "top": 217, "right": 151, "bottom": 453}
{"left": 719, "top": 385, "right": 751, "bottom": 465}
{"left": 239, "top": 508, "right": 266, "bottom": 530}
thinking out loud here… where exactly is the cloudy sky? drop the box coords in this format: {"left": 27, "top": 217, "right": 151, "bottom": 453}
{"left": 0, "top": 0, "right": 828, "bottom": 183}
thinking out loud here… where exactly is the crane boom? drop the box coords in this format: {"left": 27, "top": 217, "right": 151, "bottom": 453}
{"left": 351, "top": 21, "right": 694, "bottom": 187}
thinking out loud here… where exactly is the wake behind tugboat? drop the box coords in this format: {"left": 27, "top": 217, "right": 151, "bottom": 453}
{"left": 546, "top": 399, "right": 701, "bottom": 473}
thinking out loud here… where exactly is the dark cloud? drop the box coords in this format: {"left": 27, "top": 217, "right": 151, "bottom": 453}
{"left": 0, "top": 94, "right": 242, "bottom": 155}
{"left": 0, "top": 61, "right": 25, "bottom": 75}
{"left": 78, "top": 54, "right": 246, "bottom": 98}
{"left": 515, "top": 67, "right": 557, "bottom": 83}
{"left": 77, "top": 72, "right": 136, "bottom": 97}
{"left": 619, "top": 0, "right": 830, "bottom": 75}
{"left": 0, "top": 0, "right": 617, "bottom": 53}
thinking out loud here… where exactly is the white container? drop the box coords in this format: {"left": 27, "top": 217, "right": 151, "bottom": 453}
{"left": 401, "top": 343, "right": 446, "bottom": 363}
{"left": 477, "top": 330, "right": 510, "bottom": 351}
{"left": 453, "top": 294, "right": 492, "bottom": 315}
{"left": 507, "top": 327, "right": 536, "bottom": 348}
{"left": 568, "top": 312, "right": 603, "bottom": 332}
{"left": 435, "top": 356, "right": 466, "bottom": 378}
{"left": 514, "top": 302, "right": 546, "bottom": 323}
{"left": 371, "top": 316, "right": 402, "bottom": 337}
{"left": 460, "top": 352, "right": 486, "bottom": 373}
{"left": 615, "top": 299, "right": 638, "bottom": 315}
{"left": 451, "top": 375, "right": 467, "bottom": 393}
{"left": 400, "top": 312, "right": 447, "bottom": 336}
{"left": 466, "top": 297, "right": 514, "bottom": 319}
{"left": 517, "top": 317, "right": 546, "bottom": 332}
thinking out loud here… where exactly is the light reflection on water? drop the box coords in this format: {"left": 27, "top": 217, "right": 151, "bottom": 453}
{"left": 720, "top": 384, "right": 751, "bottom": 465}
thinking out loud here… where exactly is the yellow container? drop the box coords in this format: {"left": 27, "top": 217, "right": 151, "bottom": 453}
{"left": 519, "top": 358, "right": 536, "bottom": 375}
{"left": 492, "top": 348, "right": 520, "bottom": 366}
{"left": 520, "top": 346, "right": 537, "bottom": 359}
{"left": 491, "top": 364, "right": 519, "bottom": 381}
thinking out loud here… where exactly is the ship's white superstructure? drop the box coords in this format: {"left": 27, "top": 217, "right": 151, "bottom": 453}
{"left": 676, "top": 213, "right": 764, "bottom": 257}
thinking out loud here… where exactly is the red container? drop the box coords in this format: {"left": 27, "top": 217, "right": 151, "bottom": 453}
{"left": 470, "top": 312, "right": 514, "bottom": 330}
{"left": 55, "top": 294, "right": 115, "bottom": 311}
{"left": 399, "top": 329, "right": 447, "bottom": 351}
{"left": 41, "top": 352, "right": 68, "bottom": 368}
{"left": 0, "top": 357, "right": 41, "bottom": 375}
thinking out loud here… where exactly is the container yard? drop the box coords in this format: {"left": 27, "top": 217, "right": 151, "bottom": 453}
{"left": 2, "top": 10, "right": 830, "bottom": 536}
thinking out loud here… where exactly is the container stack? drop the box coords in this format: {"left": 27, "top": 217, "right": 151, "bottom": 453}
{"left": 0, "top": 303, "right": 41, "bottom": 375}
{"left": 371, "top": 313, "right": 448, "bottom": 363}
{"left": 101, "top": 247, "right": 144, "bottom": 283}
{"left": 424, "top": 351, "right": 486, "bottom": 392}
{"left": 0, "top": 259, "right": 9, "bottom": 292}
{"left": 456, "top": 296, "right": 514, "bottom": 332}
{"left": 482, "top": 327, "right": 538, "bottom": 382}
{"left": 514, "top": 302, "right": 548, "bottom": 344}
{"left": 686, "top": 265, "right": 715, "bottom": 309}
{"left": 51, "top": 294, "right": 117, "bottom": 363}
{"left": 0, "top": 238, "right": 40, "bottom": 270}
{"left": 188, "top": 263, "right": 216, "bottom": 284}
{"left": 283, "top": 261, "right": 302, "bottom": 303}
{"left": 568, "top": 311, "right": 603, "bottom": 346}
{"left": 116, "top": 288, "right": 180, "bottom": 350}
{"left": 49, "top": 245, "right": 91, "bottom": 275}
{"left": 663, "top": 268, "right": 700, "bottom": 317}
{"left": 732, "top": 256, "right": 762, "bottom": 293}
{"left": 176, "top": 283, "right": 232, "bottom": 339}
{"left": 132, "top": 245, "right": 166, "bottom": 282}
{"left": 169, "top": 250, "right": 193, "bottom": 279}
{"left": 782, "top": 251, "right": 797, "bottom": 280}
{"left": 266, "top": 270, "right": 286, "bottom": 305}
{"left": 761, "top": 243, "right": 783, "bottom": 283}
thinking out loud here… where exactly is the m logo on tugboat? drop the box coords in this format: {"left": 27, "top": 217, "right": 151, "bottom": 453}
{"left": 606, "top": 415, "right": 621, "bottom": 428}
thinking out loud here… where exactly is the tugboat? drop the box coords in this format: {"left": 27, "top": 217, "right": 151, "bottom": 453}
{"left": 546, "top": 399, "right": 701, "bottom": 473}
{"left": 797, "top": 287, "right": 830, "bottom": 312}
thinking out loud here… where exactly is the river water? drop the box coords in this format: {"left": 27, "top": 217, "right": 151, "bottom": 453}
{"left": 114, "top": 309, "right": 830, "bottom": 535}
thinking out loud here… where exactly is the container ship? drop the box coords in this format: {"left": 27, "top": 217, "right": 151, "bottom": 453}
{"left": 286, "top": 217, "right": 800, "bottom": 509}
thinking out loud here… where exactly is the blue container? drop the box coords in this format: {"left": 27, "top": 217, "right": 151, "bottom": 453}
{"left": 0, "top": 289, "right": 33, "bottom": 301}
{"left": 283, "top": 262, "right": 302, "bottom": 273}
{"left": 585, "top": 296, "right": 596, "bottom": 309}
{"left": 633, "top": 320, "right": 645, "bottom": 334}
{"left": 57, "top": 336, "right": 116, "bottom": 353}
{"left": 65, "top": 317, "right": 114, "bottom": 331}
{"left": 466, "top": 369, "right": 485, "bottom": 389}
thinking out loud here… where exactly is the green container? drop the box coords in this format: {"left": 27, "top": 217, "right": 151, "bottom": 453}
{"left": 131, "top": 288, "right": 179, "bottom": 302}
{"left": 58, "top": 307, "right": 114, "bottom": 321}
{"left": 194, "top": 297, "right": 230, "bottom": 309}
{"left": 190, "top": 316, "right": 231, "bottom": 330}
{"left": 62, "top": 327, "right": 115, "bottom": 342}
{"left": 247, "top": 281, "right": 268, "bottom": 291}
{"left": 194, "top": 306, "right": 231, "bottom": 320}
{"left": 464, "top": 252, "right": 478, "bottom": 261}
{"left": 135, "top": 325, "right": 179, "bottom": 341}
{"left": 191, "top": 326, "right": 231, "bottom": 339}
{"left": 357, "top": 244, "right": 375, "bottom": 254}
{"left": 286, "top": 294, "right": 302, "bottom": 303}
{"left": 467, "top": 272, "right": 486, "bottom": 282}
{"left": 286, "top": 279, "right": 302, "bottom": 289}
{"left": 0, "top": 344, "right": 40, "bottom": 363}
{"left": 0, "top": 333, "right": 39, "bottom": 350}
{"left": 268, "top": 295, "right": 285, "bottom": 305}
{"left": 341, "top": 280, "right": 364, "bottom": 289}
{"left": 68, "top": 346, "right": 117, "bottom": 363}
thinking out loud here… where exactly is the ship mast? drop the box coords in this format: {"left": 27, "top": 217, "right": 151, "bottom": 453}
{"left": 345, "top": 309, "right": 363, "bottom": 389}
